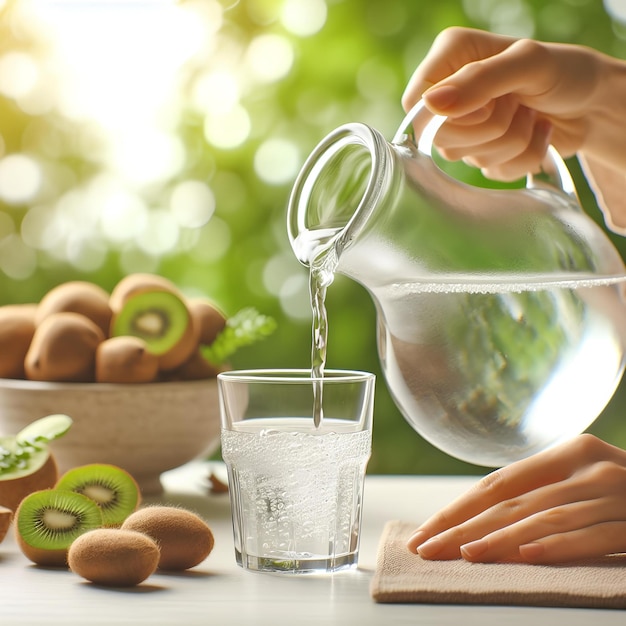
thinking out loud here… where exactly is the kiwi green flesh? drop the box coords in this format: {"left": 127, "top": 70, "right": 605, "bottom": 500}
{"left": 0, "top": 437, "right": 48, "bottom": 479}
{"left": 112, "top": 291, "right": 190, "bottom": 355}
{"left": 56, "top": 464, "right": 139, "bottom": 526}
{"left": 17, "top": 490, "right": 102, "bottom": 550}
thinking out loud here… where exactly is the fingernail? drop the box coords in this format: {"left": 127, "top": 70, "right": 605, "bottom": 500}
{"left": 460, "top": 539, "right": 488, "bottom": 560}
{"left": 519, "top": 542, "right": 545, "bottom": 562}
{"left": 423, "top": 85, "right": 459, "bottom": 112}
{"left": 417, "top": 536, "right": 443, "bottom": 559}
{"left": 407, "top": 530, "right": 428, "bottom": 552}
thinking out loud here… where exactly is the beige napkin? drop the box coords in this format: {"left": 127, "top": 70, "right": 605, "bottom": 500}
{"left": 371, "top": 520, "right": 626, "bottom": 609}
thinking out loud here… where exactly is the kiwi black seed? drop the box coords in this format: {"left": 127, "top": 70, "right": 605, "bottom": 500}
{"left": 110, "top": 290, "right": 198, "bottom": 371}
{"left": 55, "top": 464, "right": 140, "bottom": 527}
{"left": 15, "top": 489, "right": 103, "bottom": 566}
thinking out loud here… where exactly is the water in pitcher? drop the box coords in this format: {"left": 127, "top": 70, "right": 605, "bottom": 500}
{"left": 294, "top": 229, "right": 626, "bottom": 466}
{"left": 375, "top": 274, "right": 626, "bottom": 466}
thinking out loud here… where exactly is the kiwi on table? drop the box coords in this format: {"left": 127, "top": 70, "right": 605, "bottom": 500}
{"left": 0, "top": 414, "right": 73, "bottom": 512}
{"left": 95, "top": 336, "right": 159, "bottom": 384}
{"left": 0, "top": 304, "right": 37, "bottom": 379}
{"left": 187, "top": 297, "right": 227, "bottom": 346}
{"left": 15, "top": 489, "right": 103, "bottom": 566}
{"left": 36, "top": 281, "right": 113, "bottom": 338}
{"left": 110, "top": 289, "right": 198, "bottom": 371}
{"left": 68, "top": 528, "right": 160, "bottom": 587}
{"left": 121, "top": 505, "right": 214, "bottom": 571}
{"left": 24, "top": 312, "right": 105, "bottom": 382}
{"left": 109, "top": 273, "right": 183, "bottom": 313}
{"left": 0, "top": 505, "right": 12, "bottom": 543}
{"left": 55, "top": 463, "right": 140, "bottom": 527}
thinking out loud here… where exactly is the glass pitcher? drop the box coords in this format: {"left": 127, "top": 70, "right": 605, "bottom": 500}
{"left": 287, "top": 100, "right": 626, "bottom": 468}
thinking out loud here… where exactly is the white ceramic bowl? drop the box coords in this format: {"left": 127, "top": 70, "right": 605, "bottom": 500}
{"left": 0, "top": 378, "right": 220, "bottom": 495}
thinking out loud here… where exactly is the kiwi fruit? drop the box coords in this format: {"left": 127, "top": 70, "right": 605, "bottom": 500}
{"left": 68, "top": 528, "right": 160, "bottom": 587}
{"left": 121, "top": 505, "right": 214, "bottom": 571}
{"left": 187, "top": 297, "right": 227, "bottom": 346}
{"left": 36, "top": 281, "right": 113, "bottom": 338}
{"left": 24, "top": 312, "right": 105, "bottom": 382}
{"left": 55, "top": 463, "right": 140, "bottom": 527}
{"left": 0, "top": 448, "right": 58, "bottom": 512}
{"left": 15, "top": 489, "right": 103, "bottom": 566}
{"left": 95, "top": 336, "right": 159, "bottom": 384}
{"left": 109, "top": 273, "right": 182, "bottom": 313}
{"left": 0, "top": 505, "right": 12, "bottom": 543}
{"left": 110, "top": 289, "right": 198, "bottom": 371}
{"left": 0, "top": 304, "right": 37, "bottom": 379}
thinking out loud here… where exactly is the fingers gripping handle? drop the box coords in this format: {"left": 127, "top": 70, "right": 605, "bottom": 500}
{"left": 392, "top": 99, "right": 577, "bottom": 198}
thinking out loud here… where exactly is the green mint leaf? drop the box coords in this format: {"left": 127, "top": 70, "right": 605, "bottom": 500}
{"left": 200, "top": 307, "right": 276, "bottom": 365}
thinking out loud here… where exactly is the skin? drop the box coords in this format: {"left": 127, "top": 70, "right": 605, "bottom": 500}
{"left": 403, "top": 27, "right": 626, "bottom": 564}
{"left": 407, "top": 434, "right": 626, "bottom": 564}
{"left": 402, "top": 26, "right": 626, "bottom": 231}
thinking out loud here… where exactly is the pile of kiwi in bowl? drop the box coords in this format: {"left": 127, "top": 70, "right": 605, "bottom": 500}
{"left": 0, "top": 273, "right": 275, "bottom": 495}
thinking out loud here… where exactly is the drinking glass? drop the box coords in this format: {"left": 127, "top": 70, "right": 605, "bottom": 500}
{"left": 218, "top": 369, "right": 375, "bottom": 574}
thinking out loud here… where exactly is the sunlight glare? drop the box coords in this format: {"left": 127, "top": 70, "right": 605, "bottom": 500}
{"left": 0, "top": 154, "right": 42, "bottom": 204}
{"left": 204, "top": 105, "right": 251, "bottom": 149}
{"left": 281, "top": 0, "right": 327, "bottom": 36}
{"left": 245, "top": 34, "right": 294, "bottom": 83}
{"left": 254, "top": 138, "right": 300, "bottom": 185}
{"left": 170, "top": 180, "right": 216, "bottom": 228}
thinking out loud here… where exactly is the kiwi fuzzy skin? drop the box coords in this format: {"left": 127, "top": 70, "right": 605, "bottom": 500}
{"left": 0, "top": 305, "right": 36, "bottom": 379}
{"left": 121, "top": 505, "right": 214, "bottom": 570}
{"left": 68, "top": 528, "right": 160, "bottom": 587}
{"left": 95, "top": 336, "right": 160, "bottom": 384}
{"left": 0, "top": 505, "right": 12, "bottom": 543}
{"left": 24, "top": 312, "right": 105, "bottom": 382}
{"left": 0, "top": 452, "right": 58, "bottom": 512}
{"left": 35, "top": 281, "right": 113, "bottom": 338}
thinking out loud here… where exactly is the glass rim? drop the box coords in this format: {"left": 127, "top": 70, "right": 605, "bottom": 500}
{"left": 217, "top": 368, "right": 375, "bottom": 384}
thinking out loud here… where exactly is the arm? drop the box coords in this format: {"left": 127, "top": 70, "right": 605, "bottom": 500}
{"left": 407, "top": 434, "right": 626, "bottom": 563}
{"left": 403, "top": 27, "right": 626, "bottom": 231}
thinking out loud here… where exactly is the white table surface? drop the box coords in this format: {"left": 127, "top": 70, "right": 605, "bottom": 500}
{"left": 2, "top": 462, "right": 624, "bottom": 625}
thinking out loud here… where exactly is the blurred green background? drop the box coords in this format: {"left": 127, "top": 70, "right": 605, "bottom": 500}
{"left": 0, "top": 0, "right": 625, "bottom": 475}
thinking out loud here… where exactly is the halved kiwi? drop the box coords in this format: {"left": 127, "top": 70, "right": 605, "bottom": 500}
{"left": 15, "top": 489, "right": 103, "bottom": 566}
{"left": 110, "top": 290, "right": 198, "bottom": 371}
{"left": 55, "top": 464, "right": 140, "bottom": 527}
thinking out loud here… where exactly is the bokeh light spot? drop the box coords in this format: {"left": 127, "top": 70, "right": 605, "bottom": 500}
{"left": 281, "top": 0, "right": 327, "bottom": 37}
{"left": 254, "top": 138, "right": 300, "bottom": 185}
{"left": 0, "top": 52, "right": 39, "bottom": 99}
{"left": 246, "top": 34, "right": 294, "bottom": 83}
{"left": 203, "top": 105, "right": 251, "bottom": 149}
{"left": 170, "top": 180, "right": 216, "bottom": 228}
{"left": 0, "top": 154, "right": 42, "bottom": 204}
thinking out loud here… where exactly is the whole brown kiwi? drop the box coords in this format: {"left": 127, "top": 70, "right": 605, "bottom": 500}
{"left": 95, "top": 336, "right": 159, "bottom": 384}
{"left": 0, "top": 304, "right": 37, "bottom": 379}
{"left": 121, "top": 505, "right": 214, "bottom": 571}
{"left": 36, "top": 281, "right": 113, "bottom": 338}
{"left": 68, "top": 528, "right": 160, "bottom": 586}
{"left": 24, "top": 312, "right": 105, "bottom": 382}
{"left": 187, "top": 297, "right": 227, "bottom": 346}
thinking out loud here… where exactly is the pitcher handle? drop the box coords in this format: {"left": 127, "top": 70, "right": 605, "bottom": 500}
{"left": 392, "top": 99, "right": 578, "bottom": 199}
